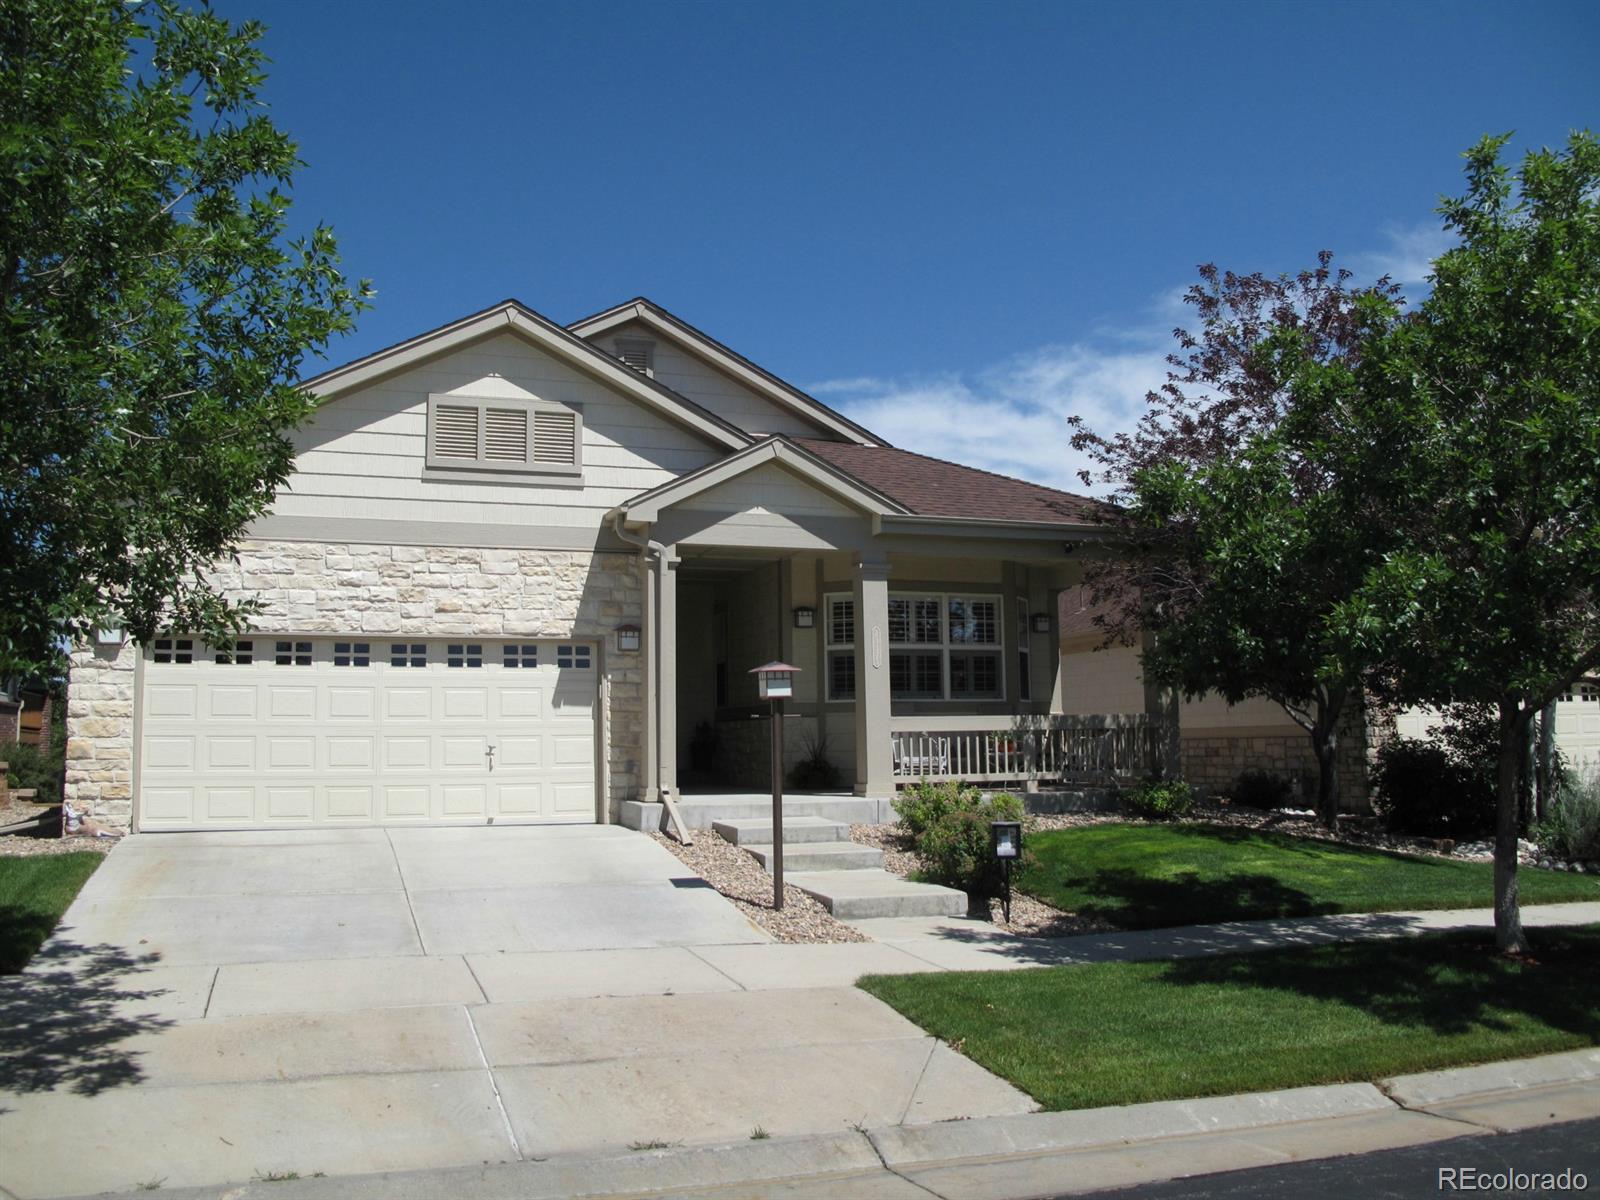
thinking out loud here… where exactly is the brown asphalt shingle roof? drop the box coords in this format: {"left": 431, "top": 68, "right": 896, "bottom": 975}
{"left": 792, "top": 438, "right": 1110, "bottom": 526}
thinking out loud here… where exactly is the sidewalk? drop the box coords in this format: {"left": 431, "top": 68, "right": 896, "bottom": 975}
{"left": 67, "top": 1047, "right": 1600, "bottom": 1200}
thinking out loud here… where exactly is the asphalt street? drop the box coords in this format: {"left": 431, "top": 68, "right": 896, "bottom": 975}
{"left": 1082, "top": 1117, "right": 1600, "bottom": 1199}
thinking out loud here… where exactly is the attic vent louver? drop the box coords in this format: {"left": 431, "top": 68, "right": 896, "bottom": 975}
{"left": 614, "top": 338, "right": 654, "bottom": 376}
{"left": 533, "top": 410, "right": 578, "bottom": 464}
{"left": 432, "top": 404, "right": 479, "bottom": 459}
{"left": 484, "top": 407, "right": 528, "bottom": 461}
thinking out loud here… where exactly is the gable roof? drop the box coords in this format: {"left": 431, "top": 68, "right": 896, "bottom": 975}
{"left": 298, "top": 299, "right": 751, "bottom": 452}
{"left": 791, "top": 438, "right": 1111, "bottom": 527}
{"left": 618, "top": 436, "right": 910, "bottom": 524}
{"left": 568, "top": 297, "right": 884, "bottom": 447}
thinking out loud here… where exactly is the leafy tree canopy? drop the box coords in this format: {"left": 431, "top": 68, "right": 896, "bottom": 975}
{"left": 0, "top": 0, "right": 369, "bottom": 676}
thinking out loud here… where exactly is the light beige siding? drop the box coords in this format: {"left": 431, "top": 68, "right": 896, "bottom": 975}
{"left": 260, "top": 330, "right": 724, "bottom": 540}
{"left": 602, "top": 319, "right": 829, "bottom": 438}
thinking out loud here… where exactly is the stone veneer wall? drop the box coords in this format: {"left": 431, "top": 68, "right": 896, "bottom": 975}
{"left": 1180, "top": 705, "right": 1378, "bottom": 812}
{"left": 66, "top": 539, "right": 645, "bottom": 832}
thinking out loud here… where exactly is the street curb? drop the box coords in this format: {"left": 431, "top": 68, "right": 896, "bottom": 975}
{"left": 1380, "top": 1046, "right": 1600, "bottom": 1107}
{"left": 866, "top": 1082, "right": 1393, "bottom": 1167}
{"left": 54, "top": 1050, "right": 1600, "bottom": 1200}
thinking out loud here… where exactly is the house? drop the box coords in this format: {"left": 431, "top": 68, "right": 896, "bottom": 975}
{"left": 66, "top": 299, "right": 1177, "bottom": 835}
{"left": 1057, "top": 586, "right": 1600, "bottom": 810}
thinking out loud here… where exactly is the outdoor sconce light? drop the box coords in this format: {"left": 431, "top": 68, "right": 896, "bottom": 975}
{"left": 792, "top": 605, "right": 815, "bottom": 629}
{"left": 616, "top": 624, "right": 641, "bottom": 652}
{"left": 1030, "top": 613, "right": 1052, "bottom": 634}
{"left": 991, "top": 819, "right": 1024, "bottom": 923}
{"left": 95, "top": 628, "right": 124, "bottom": 647}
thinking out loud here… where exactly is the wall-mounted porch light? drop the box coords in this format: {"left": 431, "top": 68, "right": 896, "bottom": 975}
{"left": 1030, "top": 613, "right": 1052, "bottom": 634}
{"left": 616, "top": 624, "right": 641, "bottom": 652}
{"left": 792, "top": 605, "right": 815, "bottom": 629}
{"left": 95, "top": 628, "right": 125, "bottom": 647}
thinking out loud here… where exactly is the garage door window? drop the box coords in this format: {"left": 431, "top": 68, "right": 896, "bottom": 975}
{"left": 390, "top": 643, "right": 426, "bottom": 667}
{"left": 214, "top": 640, "right": 253, "bottom": 665}
{"left": 152, "top": 638, "right": 194, "bottom": 664}
{"left": 447, "top": 643, "right": 484, "bottom": 668}
{"left": 557, "top": 644, "right": 591, "bottom": 669}
{"left": 333, "top": 641, "right": 371, "bottom": 667}
{"left": 274, "top": 641, "right": 312, "bottom": 666}
{"left": 503, "top": 644, "right": 539, "bottom": 668}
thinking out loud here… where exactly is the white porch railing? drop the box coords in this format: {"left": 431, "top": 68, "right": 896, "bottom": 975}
{"left": 889, "top": 714, "right": 1168, "bottom": 786}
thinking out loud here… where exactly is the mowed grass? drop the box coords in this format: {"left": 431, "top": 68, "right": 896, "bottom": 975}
{"left": 0, "top": 853, "right": 103, "bottom": 972}
{"left": 1016, "top": 823, "right": 1600, "bottom": 930}
{"left": 860, "top": 926, "right": 1600, "bottom": 1111}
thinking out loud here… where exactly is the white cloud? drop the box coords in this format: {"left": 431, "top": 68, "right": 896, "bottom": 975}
{"left": 815, "top": 336, "right": 1168, "bottom": 496}
{"left": 1350, "top": 222, "right": 1455, "bottom": 294}
{"left": 812, "top": 227, "right": 1458, "bottom": 496}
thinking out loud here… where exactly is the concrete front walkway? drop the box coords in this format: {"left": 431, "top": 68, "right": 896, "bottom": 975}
{"left": 0, "top": 826, "right": 1033, "bottom": 1199}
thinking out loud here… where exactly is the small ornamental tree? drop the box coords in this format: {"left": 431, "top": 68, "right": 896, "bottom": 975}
{"left": 1070, "top": 259, "right": 1404, "bottom": 826}
{"left": 0, "top": 0, "right": 370, "bottom": 677}
{"left": 1342, "top": 132, "right": 1600, "bottom": 953}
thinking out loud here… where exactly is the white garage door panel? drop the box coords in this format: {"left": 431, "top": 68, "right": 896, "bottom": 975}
{"left": 139, "top": 639, "right": 598, "bottom": 830}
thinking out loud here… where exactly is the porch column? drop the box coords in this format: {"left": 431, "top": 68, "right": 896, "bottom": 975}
{"left": 1140, "top": 631, "right": 1182, "bottom": 779}
{"left": 657, "top": 546, "right": 681, "bottom": 799}
{"left": 641, "top": 553, "right": 658, "bottom": 801}
{"left": 853, "top": 554, "right": 893, "bottom": 799}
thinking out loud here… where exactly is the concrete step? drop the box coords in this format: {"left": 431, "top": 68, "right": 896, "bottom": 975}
{"left": 619, "top": 795, "right": 890, "bottom": 832}
{"left": 713, "top": 816, "right": 851, "bottom": 846}
{"left": 742, "top": 842, "right": 884, "bottom": 873}
{"left": 787, "top": 869, "right": 968, "bottom": 920}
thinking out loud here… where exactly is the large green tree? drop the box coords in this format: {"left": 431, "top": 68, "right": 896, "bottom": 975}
{"left": 1071, "top": 259, "right": 1404, "bottom": 826}
{"left": 0, "top": 0, "right": 369, "bottom": 676}
{"left": 1344, "top": 131, "right": 1600, "bottom": 953}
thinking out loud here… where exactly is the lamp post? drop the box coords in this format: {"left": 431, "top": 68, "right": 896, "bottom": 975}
{"left": 991, "top": 819, "right": 1023, "bottom": 924}
{"left": 750, "top": 662, "right": 800, "bottom": 910}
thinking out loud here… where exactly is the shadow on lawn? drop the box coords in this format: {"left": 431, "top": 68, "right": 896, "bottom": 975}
{"left": 1155, "top": 927, "right": 1600, "bottom": 1039}
{"left": 1067, "top": 867, "right": 1340, "bottom": 929}
{"left": 0, "top": 920, "right": 174, "bottom": 1100}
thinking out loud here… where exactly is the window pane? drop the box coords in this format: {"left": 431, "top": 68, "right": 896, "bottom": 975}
{"left": 828, "top": 598, "right": 854, "bottom": 646}
{"left": 891, "top": 651, "right": 943, "bottom": 700}
{"left": 914, "top": 599, "right": 941, "bottom": 644}
{"left": 951, "top": 651, "right": 1003, "bottom": 698}
{"left": 949, "top": 598, "right": 998, "bottom": 644}
{"left": 888, "top": 597, "right": 910, "bottom": 645}
{"left": 828, "top": 651, "right": 856, "bottom": 701}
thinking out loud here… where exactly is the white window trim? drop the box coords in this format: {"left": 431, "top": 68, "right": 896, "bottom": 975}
{"left": 822, "top": 591, "right": 1005, "bottom": 702}
{"left": 425, "top": 394, "right": 584, "bottom": 477}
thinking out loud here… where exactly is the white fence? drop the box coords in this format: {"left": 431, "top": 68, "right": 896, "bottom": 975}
{"left": 889, "top": 715, "right": 1168, "bottom": 786}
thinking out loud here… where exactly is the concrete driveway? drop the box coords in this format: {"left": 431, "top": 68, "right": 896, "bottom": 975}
{"left": 0, "top": 826, "right": 1032, "bottom": 1198}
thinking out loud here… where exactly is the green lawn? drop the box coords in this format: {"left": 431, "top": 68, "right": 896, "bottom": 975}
{"left": 860, "top": 926, "right": 1600, "bottom": 1111}
{"left": 0, "top": 853, "right": 104, "bottom": 973}
{"left": 1017, "top": 823, "right": 1600, "bottom": 931}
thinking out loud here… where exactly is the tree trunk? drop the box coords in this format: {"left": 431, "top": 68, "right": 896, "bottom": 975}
{"left": 1536, "top": 702, "right": 1557, "bottom": 822}
{"left": 1309, "top": 695, "right": 1344, "bottom": 830}
{"left": 1494, "top": 700, "right": 1530, "bottom": 955}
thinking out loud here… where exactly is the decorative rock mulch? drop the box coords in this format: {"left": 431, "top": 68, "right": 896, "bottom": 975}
{"left": 0, "top": 831, "right": 115, "bottom": 858}
{"left": 647, "top": 830, "right": 869, "bottom": 944}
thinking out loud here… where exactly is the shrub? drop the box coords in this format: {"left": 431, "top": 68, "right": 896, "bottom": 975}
{"left": 789, "top": 730, "right": 841, "bottom": 791}
{"left": 1123, "top": 778, "right": 1194, "bottom": 820}
{"left": 910, "top": 788, "right": 1027, "bottom": 897}
{"left": 1534, "top": 765, "right": 1600, "bottom": 862}
{"left": 1, "top": 738, "right": 63, "bottom": 807}
{"left": 893, "top": 779, "right": 981, "bottom": 839}
{"left": 1231, "top": 768, "right": 1294, "bottom": 810}
{"left": 1370, "top": 736, "right": 1495, "bottom": 840}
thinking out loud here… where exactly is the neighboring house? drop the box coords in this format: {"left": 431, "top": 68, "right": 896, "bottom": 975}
{"left": 0, "top": 679, "right": 54, "bottom": 747}
{"left": 1058, "top": 586, "right": 1600, "bottom": 809}
{"left": 67, "top": 298, "right": 1167, "bottom": 835}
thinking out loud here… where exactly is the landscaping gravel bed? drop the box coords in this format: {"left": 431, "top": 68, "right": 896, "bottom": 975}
{"left": 648, "top": 830, "right": 869, "bottom": 944}
{"left": 0, "top": 831, "right": 114, "bottom": 858}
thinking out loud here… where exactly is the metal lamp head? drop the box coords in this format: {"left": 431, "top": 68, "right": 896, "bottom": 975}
{"left": 749, "top": 661, "right": 800, "bottom": 700}
{"left": 991, "top": 820, "right": 1023, "bottom": 860}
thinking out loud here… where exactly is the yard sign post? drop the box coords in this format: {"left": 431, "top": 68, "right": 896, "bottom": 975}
{"left": 751, "top": 663, "right": 800, "bottom": 911}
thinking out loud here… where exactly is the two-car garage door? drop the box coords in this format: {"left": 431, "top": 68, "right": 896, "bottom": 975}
{"left": 138, "top": 637, "right": 598, "bottom": 831}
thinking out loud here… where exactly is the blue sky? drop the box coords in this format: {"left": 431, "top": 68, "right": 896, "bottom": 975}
{"left": 247, "top": 0, "right": 1596, "bottom": 491}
